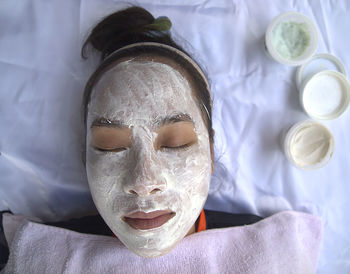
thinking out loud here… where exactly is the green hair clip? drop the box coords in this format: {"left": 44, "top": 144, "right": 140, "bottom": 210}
{"left": 144, "top": 16, "right": 172, "bottom": 31}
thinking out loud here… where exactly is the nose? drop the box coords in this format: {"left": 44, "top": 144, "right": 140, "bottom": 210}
{"left": 123, "top": 149, "right": 167, "bottom": 197}
{"left": 124, "top": 185, "right": 164, "bottom": 196}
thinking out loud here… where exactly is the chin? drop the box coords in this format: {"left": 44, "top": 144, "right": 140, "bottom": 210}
{"left": 130, "top": 242, "right": 179, "bottom": 258}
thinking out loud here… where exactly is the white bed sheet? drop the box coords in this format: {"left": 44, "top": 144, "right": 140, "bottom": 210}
{"left": 1, "top": 0, "right": 349, "bottom": 272}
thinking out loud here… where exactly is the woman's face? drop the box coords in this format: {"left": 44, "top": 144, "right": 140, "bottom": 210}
{"left": 85, "top": 55, "right": 212, "bottom": 258}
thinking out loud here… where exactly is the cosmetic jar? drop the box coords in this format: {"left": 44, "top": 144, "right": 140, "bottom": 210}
{"left": 265, "top": 12, "right": 318, "bottom": 66}
{"left": 284, "top": 120, "right": 335, "bottom": 170}
{"left": 296, "top": 53, "right": 350, "bottom": 120}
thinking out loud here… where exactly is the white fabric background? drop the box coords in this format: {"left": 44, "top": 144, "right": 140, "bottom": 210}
{"left": 0, "top": 0, "right": 349, "bottom": 273}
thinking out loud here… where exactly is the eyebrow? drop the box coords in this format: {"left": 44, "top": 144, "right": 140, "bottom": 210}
{"left": 156, "top": 113, "right": 194, "bottom": 127}
{"left": 91, "top": 118, "right": 127, "bottom": 128}
{"left": 91, "top": 113, "right": 194, "bottom": 129}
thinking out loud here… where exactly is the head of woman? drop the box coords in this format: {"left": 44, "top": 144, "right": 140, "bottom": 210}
{"left": 82, "top": 6, "right": 214, "bottom": 258}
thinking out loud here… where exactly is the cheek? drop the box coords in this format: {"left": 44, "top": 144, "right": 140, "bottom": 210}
{"left": 161, "top": 144, "right": 211, "bottom": 197}
{"left": 86, "top": 150, "right": 129, "bottom": 199}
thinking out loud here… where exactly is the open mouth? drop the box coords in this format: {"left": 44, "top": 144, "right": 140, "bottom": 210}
{"left": 123, "top": 210, "right": 176, "bottom": 230}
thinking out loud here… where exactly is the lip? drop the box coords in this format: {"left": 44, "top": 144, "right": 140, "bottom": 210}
{"left": 123, "top": 210, "right": 176, "bottom": 230}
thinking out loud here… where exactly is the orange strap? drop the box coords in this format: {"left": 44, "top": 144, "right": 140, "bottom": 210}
{"left": 196, "top": 209, "right": 206, "bottom": 232}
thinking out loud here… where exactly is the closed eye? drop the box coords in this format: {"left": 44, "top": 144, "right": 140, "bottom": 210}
{"left": 156, "top": 121, "right": 198, "bottom": 152}
{"left": 160, "top": 143, "right": 193, "bottom": 151}
{"left": 91, "top": 126, "right": 131, "bottom": 154}
{"left": 93, "top": 147, "right": 127, "bottom": 153}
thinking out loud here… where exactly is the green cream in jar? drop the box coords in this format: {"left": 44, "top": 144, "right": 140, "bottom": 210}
{"left": 272, "top": 21, "right": 310, "bottom": 60}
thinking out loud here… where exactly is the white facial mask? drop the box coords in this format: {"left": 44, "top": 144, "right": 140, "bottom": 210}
{"left": 86, "top": 60, "right": 211, "bottom": 258}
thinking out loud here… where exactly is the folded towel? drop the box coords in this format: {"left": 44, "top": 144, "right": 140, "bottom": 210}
{"left": 1, "top": 211, "right": 323, "bottom": 274}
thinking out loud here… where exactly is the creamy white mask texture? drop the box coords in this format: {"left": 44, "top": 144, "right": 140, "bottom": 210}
{"left": 86, "top": 60, "right": 212, "bottom": 258}
{"left": 289, "top": 123, "right": 333, "bottom": 167}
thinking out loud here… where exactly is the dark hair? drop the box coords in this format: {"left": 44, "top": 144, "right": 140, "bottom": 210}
{"left": 82, "top": 6, "right": 214, "bottom": 143}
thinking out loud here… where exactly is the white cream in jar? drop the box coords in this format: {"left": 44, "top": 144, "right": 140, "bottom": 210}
{"left": 284, "top": 121, "right": 335, "bottom": 169}
{"left": 301, "top": 70, "right": 350, "bottom": 119}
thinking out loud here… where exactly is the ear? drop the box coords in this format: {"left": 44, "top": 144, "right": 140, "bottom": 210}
{"left": 210, "top": 129, "right": 215, "bottom": 174}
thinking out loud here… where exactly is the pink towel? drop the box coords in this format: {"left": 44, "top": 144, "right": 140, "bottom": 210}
{"left": 2, "top": 211, "right": 323, "bottom": 274}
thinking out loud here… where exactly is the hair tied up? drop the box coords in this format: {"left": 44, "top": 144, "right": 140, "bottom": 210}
{"left": 81, "top": 7, "right": 176, "bottom": 61}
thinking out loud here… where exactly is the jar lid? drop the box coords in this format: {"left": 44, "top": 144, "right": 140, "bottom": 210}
{"left": 296, "top": 53, "right": 350, "bottom": 120}
{"left": 296, "top": 53, "right": 347, "bottom": 89}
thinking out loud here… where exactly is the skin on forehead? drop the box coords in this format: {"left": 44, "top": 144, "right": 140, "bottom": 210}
{"left": 87, "top": 54, "right": 203, "bottom": 129}
{"left": 96, "top": 53, "right": 198, "bottom": 90}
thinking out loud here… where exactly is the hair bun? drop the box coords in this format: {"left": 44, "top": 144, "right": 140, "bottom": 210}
{"left": 82, "top": 6, "right": 173, "bottom": 60}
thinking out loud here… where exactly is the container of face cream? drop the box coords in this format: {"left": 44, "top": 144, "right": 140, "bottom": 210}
{"left": 296, "top": 53, "right": 350, "bottom": 120}
{"left": 265, "top": 12, "right": 318, "bottom": 66}
{"left": 284, "top": 120, "right": 335, "bottom": 170}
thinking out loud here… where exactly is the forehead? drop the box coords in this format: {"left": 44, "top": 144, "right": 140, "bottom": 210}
{"left": 88, "top": 57, "right": 201, "bottom": 125}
